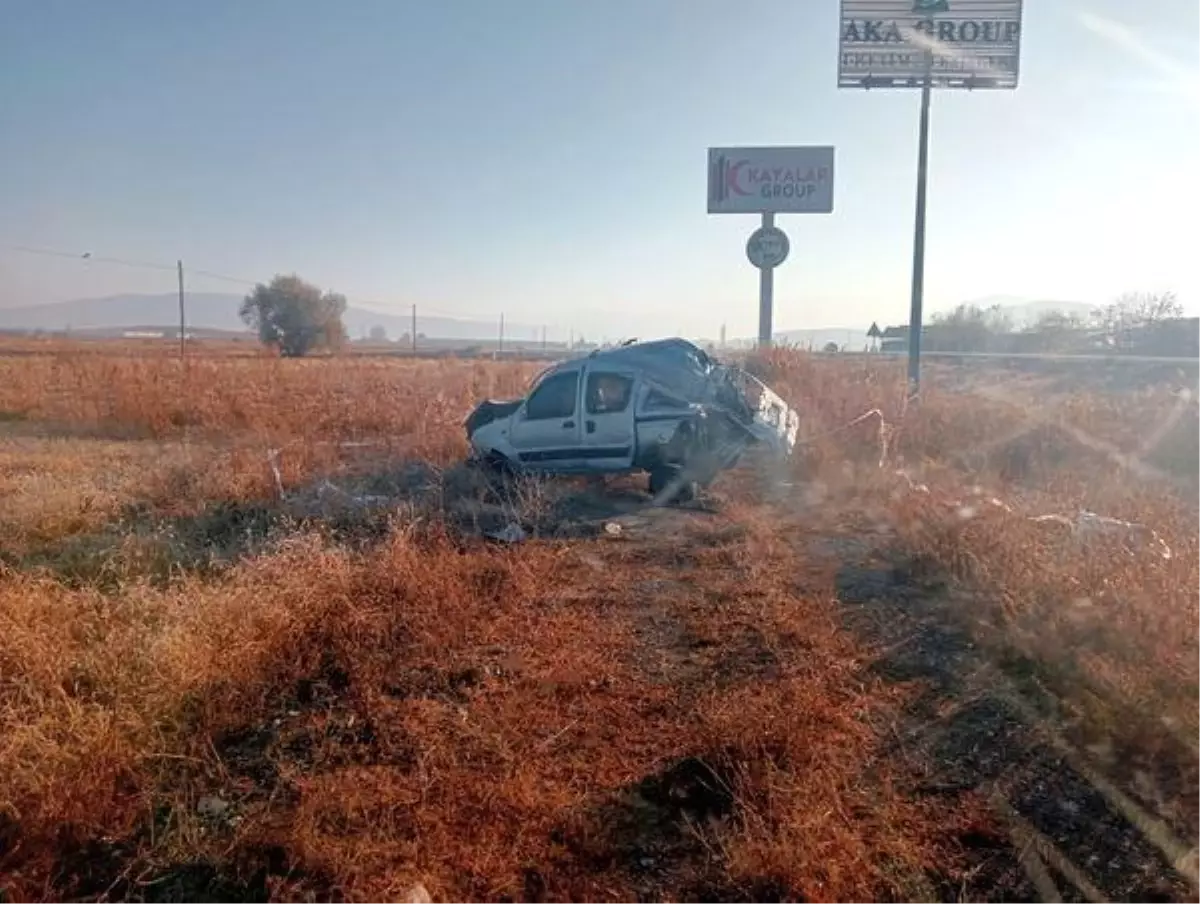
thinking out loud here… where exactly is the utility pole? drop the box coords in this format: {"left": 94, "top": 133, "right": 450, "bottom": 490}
{"left": 177, "top": 259, "right": 186, "bottom": 360}
{"left": 498, "top": 312, "right": 505, "bottom": 358}
{"left": 540, "top": 325, "right": 546, "bottom": 351}
{"left": 411, "top": 303, "right": 417, "bottom": 354}
{"left": 757, "top": 212, "right": 775, "bottom": 347}
{"left": 907, "top": 54, "right": 933, "bottom": 396}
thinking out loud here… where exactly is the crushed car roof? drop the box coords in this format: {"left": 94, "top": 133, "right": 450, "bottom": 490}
{"left": 575, "top": 338, "right": 722, "bottom": 404}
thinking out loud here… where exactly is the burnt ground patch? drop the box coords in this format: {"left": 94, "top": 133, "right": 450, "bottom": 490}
{"left": 835, "top": 555, "right": 1196, "bottom": 902}
{"left": 3, "top": 498, "right": 393, "bottom": 589}
{"left": 2, "top": 458, "right": 720, "bottom": 590}
{"left": 57, "top": 847, "right": 336, "bottom": 903}
{"left": 552, "top": 753, "right": 747, "bottom": 902}
{"left": 27, "top": 822, "right": 335, "bottom": 904}
{"left": 106, "top": 858, "right": 272, "bottom": 903}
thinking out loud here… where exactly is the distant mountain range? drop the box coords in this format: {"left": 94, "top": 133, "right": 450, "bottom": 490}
{"left": 0, "top": 293, "right": 1100, "bottom": 346}
{"left": 0, "top": 293, "right": 537, "bottom": 341}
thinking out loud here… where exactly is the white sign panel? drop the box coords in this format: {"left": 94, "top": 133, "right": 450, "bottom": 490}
{"left": 746, "top": 226, "right": 790, "bottom": 270}
{"left": 838, "top": 0, "right": 1022, "bottom": 90}
{"left": 707, "top": 146, "right": 834, "bottom": 215}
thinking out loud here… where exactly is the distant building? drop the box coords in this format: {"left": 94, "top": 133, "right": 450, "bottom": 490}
{"left": 880, "top": 325, "right": 909, "bottom": 353}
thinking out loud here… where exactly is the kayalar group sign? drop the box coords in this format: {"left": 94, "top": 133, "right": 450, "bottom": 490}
{"left": 838, "top": 0, "right": 1023, "bottom": 89}
{"left": 707, "top": 146, "right": 835, "bottom": 215}
{"left": 706, "top": 146, "right": 835, "bottom": 346}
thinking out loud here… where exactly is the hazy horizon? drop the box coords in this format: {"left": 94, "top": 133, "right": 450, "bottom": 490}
{"left": 0, "top": 290, "right": 1112, "bottom": 343}
{"left": 2, "top": 0, "right": 1197, "bottom": 338}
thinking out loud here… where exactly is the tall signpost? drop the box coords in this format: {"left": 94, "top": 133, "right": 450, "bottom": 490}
{"left": 707, "top": 146, "right": 835, "bottom": 347}
{"left": 837, "top": 0, "right": 1023, "bottom": 391}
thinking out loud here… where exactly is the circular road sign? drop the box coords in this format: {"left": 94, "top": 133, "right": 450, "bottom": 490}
{"left": 746, "top": 225, "right": 790, "bottom": 270}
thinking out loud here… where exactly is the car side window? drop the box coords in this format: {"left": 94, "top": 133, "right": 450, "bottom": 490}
{"left": 586, "top": 372, "right": 634, "bottom": 414}
{"left": 525, "top": 371, "right": 578, "bottom": 420}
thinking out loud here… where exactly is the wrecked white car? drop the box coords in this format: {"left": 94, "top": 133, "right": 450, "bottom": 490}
{"left": 464, "top": 338, "right": 799, "bottom": 498}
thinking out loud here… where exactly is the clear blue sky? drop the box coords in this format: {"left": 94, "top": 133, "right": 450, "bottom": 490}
{"left": 1, "top": 0, "right": 1197, "bottom": 339}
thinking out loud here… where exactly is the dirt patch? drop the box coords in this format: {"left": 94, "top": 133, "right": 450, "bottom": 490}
{"left": 833, "top": 553, "right": 1196, "bottom": 902}
{"left": 2, "top": 460, "right": 717, "bottom": 589}
{"left": 976, "top": 423, "right": 1111, "bottom": 485}
{"left": 51, "top": 845, "right": 332, "bottom": 903}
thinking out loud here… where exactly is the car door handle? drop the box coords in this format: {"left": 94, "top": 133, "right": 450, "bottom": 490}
{"left": 562, "top": 420, "right": 575, "bottom": 428}
{"left": 585, "top": 420, "right": 596, "bottom": 434}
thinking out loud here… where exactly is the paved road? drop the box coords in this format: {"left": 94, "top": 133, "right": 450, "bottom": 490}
{"left": 856, "top": 349, "right": 1199, "bottom": 366}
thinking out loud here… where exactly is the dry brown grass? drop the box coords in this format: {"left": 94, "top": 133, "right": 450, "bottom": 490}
{"left": 0, "top": 344, "right": 969, "bottom": 901}
{"left": 753, "top": 351, "right": 1199, "bottom": 849}
{"left": 1, "top": 340, "right": 1196, "bottom": 902}
{"left": 0, "top": 352, "right": 540, "bottom": 562}
{"left": 0, "top": 352, "right": 537, "bottom": 448}
{"left": 0, "top": 500, "right": 967, "bottom": 901}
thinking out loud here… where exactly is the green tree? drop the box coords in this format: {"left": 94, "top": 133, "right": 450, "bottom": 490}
{"left": 239, "top": 274, "right": 347, "bottom": 357}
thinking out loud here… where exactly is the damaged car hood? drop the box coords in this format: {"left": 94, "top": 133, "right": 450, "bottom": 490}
{"left": 464, "top": 398, "right": 522, "bottom": 435}
{"left": 587, "top": 339, "right": 794, "bottom": 452}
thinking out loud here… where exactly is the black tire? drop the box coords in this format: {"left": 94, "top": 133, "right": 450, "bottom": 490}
{"left": 481, "top": 452, "right": 513, "bottom": 475}
{"left": 649, "top": 465, "right": 696, "bottom": 504}
{"left": 471, "top": 452, "right": 514, "bottom": 500}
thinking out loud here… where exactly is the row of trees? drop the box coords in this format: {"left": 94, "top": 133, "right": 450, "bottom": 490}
{"left": 925, "top": 292, "right": 1195, "bottom": 357}
{"left": 238, "top": 274, "right": 586, "bottom": 357}
{"left": 240, "top": 276, "right": 1193, "bottom": 360}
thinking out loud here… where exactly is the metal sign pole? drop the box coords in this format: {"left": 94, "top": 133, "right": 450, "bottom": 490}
{"left": 907, "top": 61, "right": 933, "bottom": 395}
{"left": 177, "top": 259, "right": 186, "bottom": 360}
{"left": 758, "top": 212, "right": 775, "bottom": 347}
{"left": 838, "top": 1, "right": 1023, "bottom": 388}
{"left": 709, "top": 146, "right": 830, "bottom": 342}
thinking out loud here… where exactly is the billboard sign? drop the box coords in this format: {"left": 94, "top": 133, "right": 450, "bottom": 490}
{"left": 838, "top": 0, "right": 1023, "bottom": 89}
{"left": 707, "top": 146, "right": 835, "bottom": 215}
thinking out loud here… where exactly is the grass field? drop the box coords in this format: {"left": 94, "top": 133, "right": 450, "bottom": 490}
{"left": 0, "top": 340, "right": 1196, "bottom": 902}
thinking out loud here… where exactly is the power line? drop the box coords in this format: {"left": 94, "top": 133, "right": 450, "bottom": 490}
{"left": 3, "top": 243, "right": 177, "bottom": 272}
{"left": 188, "top": 267, "right": 257, "bottom": 287}
{"left": 5, "top": 243, "right": 257, "bottom": 286}
{"left": 3, "top": 240, "right": 494, "bottom": 323}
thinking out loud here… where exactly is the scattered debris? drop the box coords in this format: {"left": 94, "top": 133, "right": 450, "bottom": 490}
{"left": 400, "top": 882, "right": 433, "bottom": 903}
{"left": 484, "top": 523, "right": 527, "bottom": 544}
{"left": 895, "top": 470, "right": 930, "bottom": 494}
{"left": 315, "top": 479, "right": 391, "bottom": 507}
{"left": 1030, "top": 510, "right": 1173, "bottom": 559}
{"left": 892, "top": 469, "right": 1172, "bottom": 561}
{"left": 266, "top": 448, "right": 285, "bottom": 497}
{"left": 196, "top": 795, "right": 229, "bottom": 819}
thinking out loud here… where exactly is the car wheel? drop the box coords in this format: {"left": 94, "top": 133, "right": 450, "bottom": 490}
{"left": 481, "top": 452, "right": 513, "bottom": 475}
{"left": 470, "top": 452, "right": 513, "bottom": 497}
{"left": 649, "top": 465, "right": 696, "bottom": 504}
